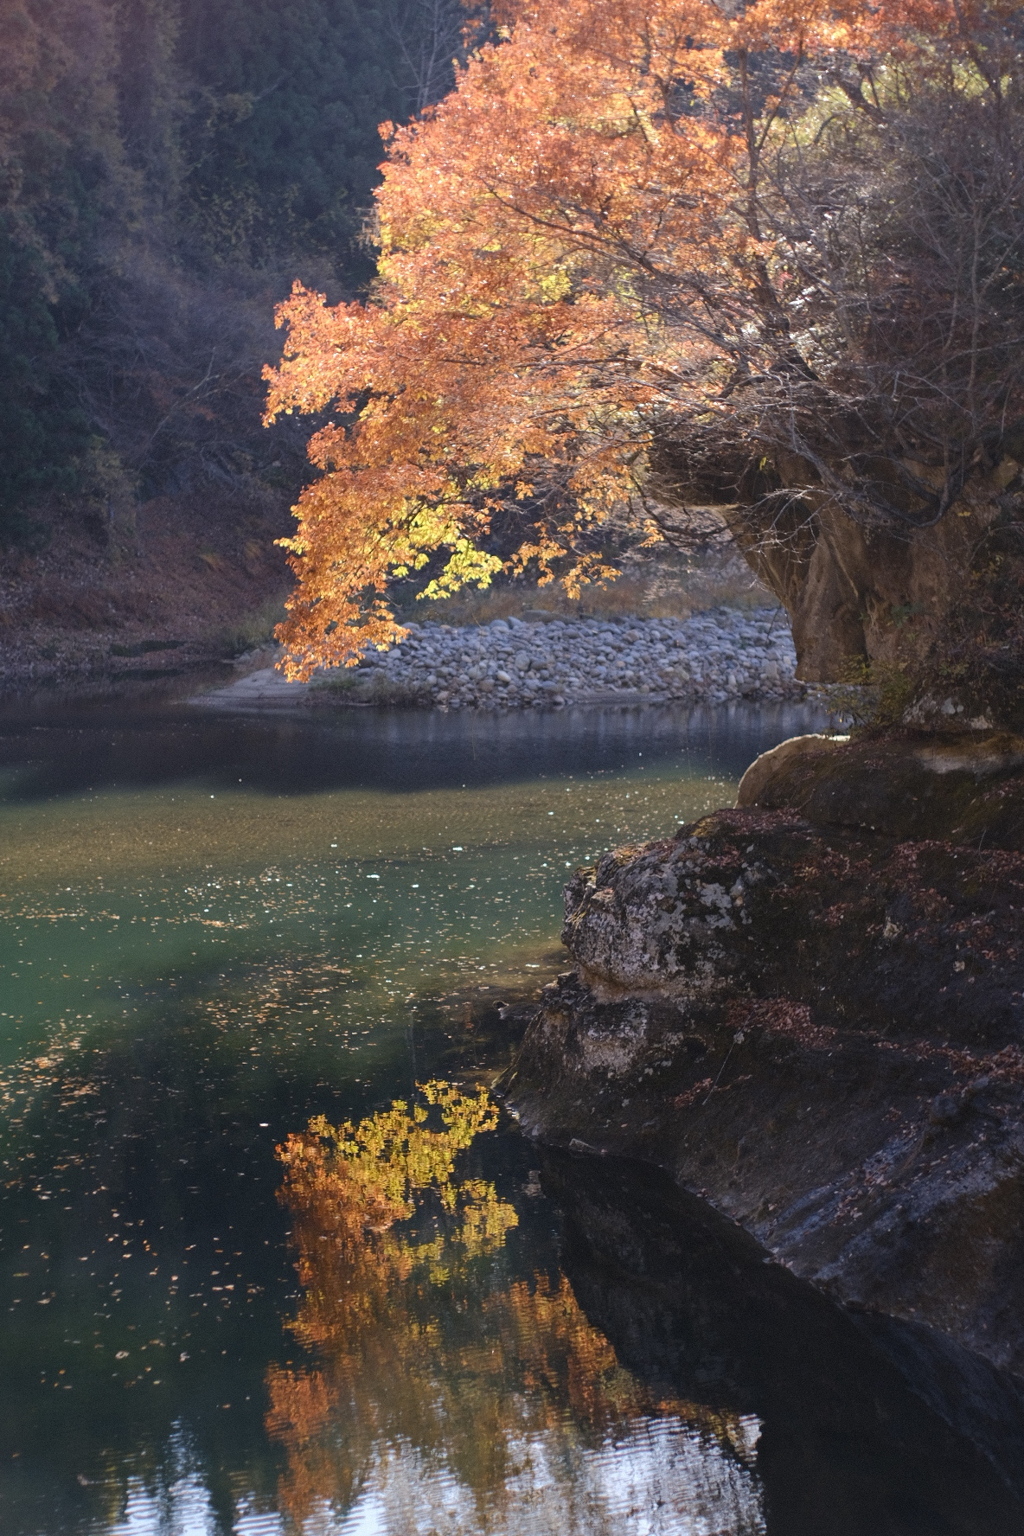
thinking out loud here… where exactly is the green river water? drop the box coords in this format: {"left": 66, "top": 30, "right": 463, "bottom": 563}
{"left": 1, "top": 697, "right": 1023, "bottom": 1536}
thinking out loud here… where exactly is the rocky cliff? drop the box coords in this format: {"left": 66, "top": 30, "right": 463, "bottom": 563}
{"left": 500, "top": 730, "right": 1024, "bottom": 1373}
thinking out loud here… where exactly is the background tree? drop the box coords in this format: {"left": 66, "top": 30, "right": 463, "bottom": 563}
{"left": 267, "top": 0, "right": 1024, "bottom": 726}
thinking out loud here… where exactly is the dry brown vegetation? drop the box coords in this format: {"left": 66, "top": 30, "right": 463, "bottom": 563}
{"left": 0, "top": 493, "right": 290, "bottom": 687}
{"left": 396, "top": 544, "right": 776, "bottom": 628}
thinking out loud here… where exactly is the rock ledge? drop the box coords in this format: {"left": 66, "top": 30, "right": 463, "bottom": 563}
{"left": 501, "top": 734, "right": 1024, "bottom": 1373}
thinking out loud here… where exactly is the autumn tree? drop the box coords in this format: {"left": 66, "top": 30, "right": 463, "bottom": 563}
{"left": 267, "top": 0, "right": 1024, "bottom": 726}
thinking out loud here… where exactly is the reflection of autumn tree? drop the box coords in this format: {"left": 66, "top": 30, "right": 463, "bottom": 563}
{"left": 268, "top": 1082, "right": 747, "bottom": 1531}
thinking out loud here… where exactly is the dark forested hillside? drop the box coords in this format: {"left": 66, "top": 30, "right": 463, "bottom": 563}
{"left": 176, "top": 0, "right": 460, "bottom": 269}
{"left": 0, "top": 0, "right": 469, "bottom": 670}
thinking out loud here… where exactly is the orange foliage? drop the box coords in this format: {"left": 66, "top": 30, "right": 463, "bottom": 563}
{"left": 265, "top": 0, "right": 1020, "bottom": 676}
{"left": 267, "top": 1083, "right": 743, "bottom": 1527}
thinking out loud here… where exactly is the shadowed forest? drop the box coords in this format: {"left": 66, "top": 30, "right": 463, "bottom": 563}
{"left": 0, "top": 0, "right": 475, "bottom": 664}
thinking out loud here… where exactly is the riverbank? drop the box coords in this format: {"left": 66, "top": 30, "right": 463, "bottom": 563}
{"left": 0, "top": 494, "right": 292, "bottom": 694}
{"left": 192, "top": 605, "right": 805, "bottom": 712}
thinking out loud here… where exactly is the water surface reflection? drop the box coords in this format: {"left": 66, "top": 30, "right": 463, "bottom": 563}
{"left": 268, "top": 1085, "right": 764, "bottom": 1535}
{"left": 3, "top": 701, "right": 1022, "bottom": 1535}
{"left": 1, "top": 702, "right": 811, "bottom": 1535}
{"left": 549, "top": 1155, "right": 1024, "bottom": 1536}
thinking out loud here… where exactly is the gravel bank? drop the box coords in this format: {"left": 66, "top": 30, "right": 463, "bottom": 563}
{"left": 192, "top": 605, "right": 804, "bottom": 711}
{"left": 344, "top": 606, "right": 802, "bottom": 710}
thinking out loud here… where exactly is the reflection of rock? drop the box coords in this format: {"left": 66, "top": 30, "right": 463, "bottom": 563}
{"left": 502, "top": 734, "right": 1024, "bottom": 1373}
{"left": 543, "top": 1151, "right": 1024, "bottom": 1536}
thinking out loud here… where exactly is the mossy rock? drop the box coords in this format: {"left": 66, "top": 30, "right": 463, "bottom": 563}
{"left": 737, "top": 731, "right": 1024, "bottom": 849}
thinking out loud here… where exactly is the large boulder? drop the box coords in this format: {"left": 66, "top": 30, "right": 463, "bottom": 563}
{"left": 737, "top": 729, "right": 1024, "bottom": 848}
{"left": 501, "top": 743, "right": 1024, "bottom": 1373}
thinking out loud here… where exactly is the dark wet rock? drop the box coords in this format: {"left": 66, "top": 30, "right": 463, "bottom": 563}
{"left": 500, "top": 745, "right": 1024, "bottom": 1374}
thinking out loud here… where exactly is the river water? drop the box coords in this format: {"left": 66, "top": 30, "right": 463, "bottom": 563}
{"left": 1, "top": 697, "right": 1022, "bottom": 1536}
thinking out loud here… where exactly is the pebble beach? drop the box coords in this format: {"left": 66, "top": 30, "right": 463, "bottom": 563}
{"left": 197, "top": 605, "right": 805, "bottom": 711}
